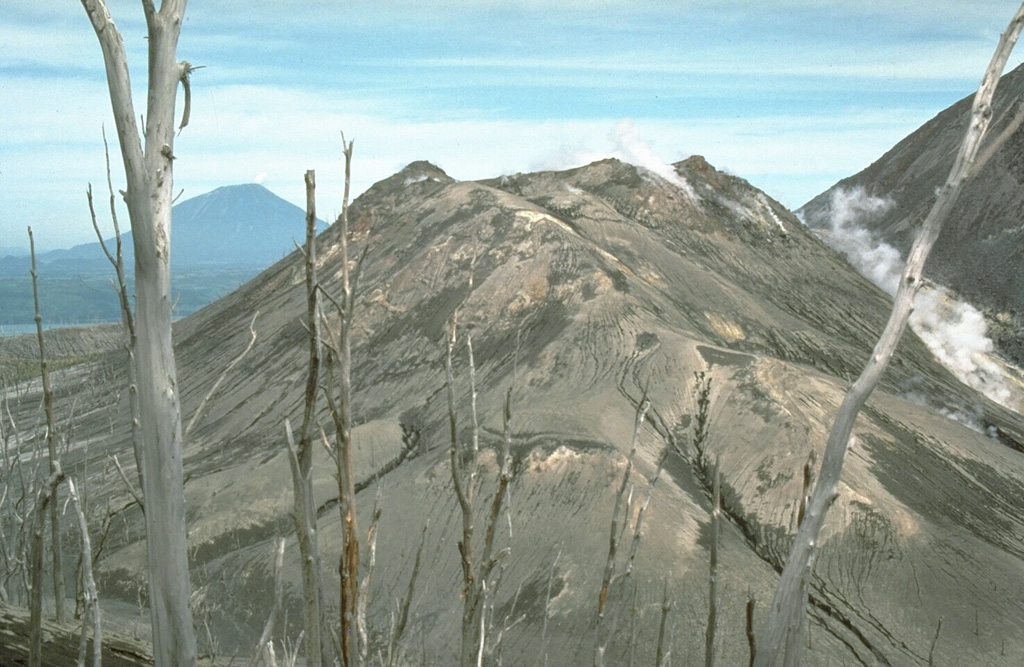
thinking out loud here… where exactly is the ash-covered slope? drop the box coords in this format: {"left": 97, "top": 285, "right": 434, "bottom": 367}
{"left": 801, "top": 62, "right": 1024, "bottom": 363}
{"left": 24, "top": 157, "right": 1024, "bottom": 664}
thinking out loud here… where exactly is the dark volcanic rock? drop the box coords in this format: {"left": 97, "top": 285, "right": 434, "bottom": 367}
{"left": 8, "top": 157, "right": 1024, "bottom": 664}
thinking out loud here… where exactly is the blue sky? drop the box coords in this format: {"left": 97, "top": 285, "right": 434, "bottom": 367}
{"left": 2, "top": 1, "right": 1022, "bottom": 250}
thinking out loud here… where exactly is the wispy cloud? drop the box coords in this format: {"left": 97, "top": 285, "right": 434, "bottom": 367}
{"left": 3, "top": 2, "right": 1022, "bottom": 250}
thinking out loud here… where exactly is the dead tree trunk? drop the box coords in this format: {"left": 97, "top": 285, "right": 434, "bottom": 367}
{"left": 705, "top": 457, "right": 720, "bottom": 667}
{"left": 68, "top": 477, "right": 102, "bottom": 667}
{"left": 283, "top": 172, "right": 328, "bottom": 667}
{"left": 79, "top": 2, "right": 197, "bottom": 665}
{"left": 446, "top": 322, "right": 515, "bottom": 667}
{"left": 753, "top": 5, "right": 1024, "bottom": 664}
{"left": 321, "top": 136, "right": 361, "bottom": 667}
{"left": 283, "top": 170, "right": 327, "bottom": 667}
{"left": 28, "top": 227, "right": 67, "bottom": 625}
{"left": 29, "top": 467, "right": 65, "bottom": 667}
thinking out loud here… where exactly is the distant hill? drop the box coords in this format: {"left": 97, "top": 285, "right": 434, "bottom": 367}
{"left": 801, "top": 61, "right": 1024, "bottom": 363}
{"left": 0, "top": 184, "right": 323, "bottom": 325}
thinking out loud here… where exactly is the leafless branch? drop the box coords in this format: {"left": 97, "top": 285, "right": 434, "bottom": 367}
{"left": 387, "top": 521, "right": 427, "bottom": 667}
{"left": 598, "top": 399, "right": 649, "bottom": 618}
{"left": 185, "top": 310, "right": 259, "bottom": 439}
{"left": 357, "top": 486, "right": 384, "bottom": 663}
{"left": 249, "top": 538, "right": 286, "bottom": 667}
{"left": 176, "top": 62, "right": 204, "bottom": 135}
{"left": 540, "top": 548, "right": 560, "bottom": 667}
{"left": 928, "top": 617, "right": 943, "bottom": 666}
{"left": 111, "top": 455, "right": 144, "bottom": 513}
{"left": 68, "top": 477, "right": 101, "bottom": 667}
{"left": 93, "top": 127, "right": 143, "bottom": 491}
{"left": 28, "top": 226, "right": 67, "bottom": 624}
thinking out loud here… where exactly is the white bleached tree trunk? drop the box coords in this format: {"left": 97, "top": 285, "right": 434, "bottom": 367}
{"left": 79, "top": 1, "right": 196, "bottom": 665}
{"left": 754, "top": 4, "right": 1024, "bottom": 665}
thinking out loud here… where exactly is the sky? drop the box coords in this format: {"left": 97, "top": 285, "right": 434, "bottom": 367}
{"left": 2, "top": 1, "right": 1023, "bottom": 251}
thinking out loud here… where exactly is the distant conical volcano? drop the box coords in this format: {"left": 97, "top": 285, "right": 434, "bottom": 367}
{"left": 0, "top": 183, "right": 322, "bottom": 324}
{"left": 11, "top": 157, "right": 1024, "bottom": 664}
{"left": 40, "top": 182, "right": 320, "bottom": 269}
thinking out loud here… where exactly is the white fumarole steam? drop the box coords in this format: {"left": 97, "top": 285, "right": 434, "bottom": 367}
{"left": 531, "top": 120, "right": 697, "bottom": 200}
{"left": 817, "top": 187, "right": 1012, "bottom": 408}
{"left": 609, "top": 120, "right": 698, "bottom": 200}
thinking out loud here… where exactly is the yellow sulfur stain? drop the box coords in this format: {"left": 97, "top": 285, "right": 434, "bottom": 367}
{"left": 706, "top": 312, "right": 745, "bottom": 341}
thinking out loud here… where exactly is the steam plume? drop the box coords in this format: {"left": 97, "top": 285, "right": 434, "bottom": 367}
{"left": 609, "top": 120, "right": 697, "bottom": 199}
{"left": 814, "top": 187, "right": 1011, "bottom": 408}
{"left": 532, "top": 120, "right": 697, "bottom": 198}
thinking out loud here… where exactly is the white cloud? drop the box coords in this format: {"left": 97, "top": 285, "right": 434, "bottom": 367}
{"left": 0, "top": 75, "right": 942, "bottom": 250}
{"left": 4, "top": 1, "right": 1021, "bottom": 250}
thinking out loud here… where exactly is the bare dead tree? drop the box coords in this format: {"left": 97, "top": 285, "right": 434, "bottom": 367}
{"left": 29, "top": 466, "right": 65, "bottom": 667}
{"left": 690, "top": 372, "right": 712, "bottom": 468}
{"left": 1, "top": 389, "right": 33, "bottom": 606}
{"left": 445, "top": 317, "right": 515, "bottom": 667}
{"left": 0, "top": 382, "right": 13, "bottom": 604}
{"left": 28, "top": 227, "right": 67, "bottom": 624}
{"left": 320, "top": 134, "right": 361, "bottom": 667}
{"left": 87, "top": 127, "right": 142, "bottom": 493}
{"left": 597, "top": 399, "right": 649, "bottom": 619}
{"left": 79, "top": 0, "right": 197, "bottom": 663}
{"left": 754, "top": 5, "right": 1024, "bottom": 664}
{"left": 705, "top": 457, "right": 720, "bottom": 667}
{"left": 475, "top": 386, "right": 514, "bottom": 662}
{"left": 445, "top": 318, "right": 475, "bottom": 665}
{"left": 283, "top": 168, "right": 328, "bottom": 667}
{"left": 594, "top": 399, "right": 652, "bottom": 665}
{"left": 68, "top": 477, "right": 102, "bottom": 667}
{"left": 624, "top": 449, "right": 666, "bottom": 578}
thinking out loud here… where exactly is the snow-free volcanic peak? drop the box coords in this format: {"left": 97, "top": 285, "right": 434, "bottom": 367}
{"left": 7, "top": 156, "right": 1024, "bottom": 664}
